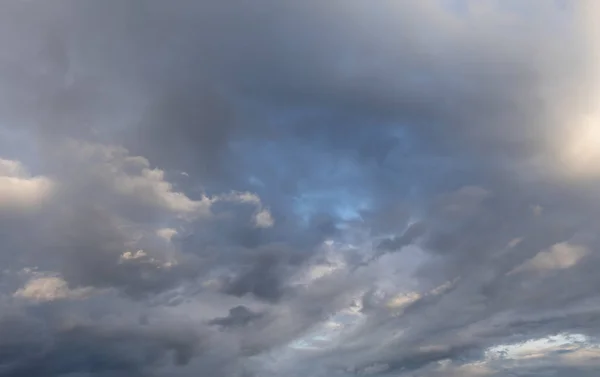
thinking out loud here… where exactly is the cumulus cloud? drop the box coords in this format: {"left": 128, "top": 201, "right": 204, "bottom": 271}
{"left": 254, "top": 208, "right": 274, "bottom": 228}
{"left": 0, "top": 158, "right": 53, "bottom": 211}
{"left": 0, "top": 1, "right": 599, "bottom": 376}
{"left": 49, "top": 140, "right": 214, "bottom": 218}
{"left": 157, "top": 227, "right": 178, "bottom": 241}
{"left": 14, "top": 275, "right": 94, "bottom": 302}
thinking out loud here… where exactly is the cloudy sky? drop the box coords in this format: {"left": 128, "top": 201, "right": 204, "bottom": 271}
{"left": 0, "top": 1, "right": 600, "bottom": 376}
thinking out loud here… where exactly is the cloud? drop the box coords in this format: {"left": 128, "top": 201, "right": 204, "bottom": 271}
{"left": 0, "top": 140, "right": 276, "bottom": 301}
{"left": 157, "top": 227, "right": 178, "bottom": 242}
{"left": 209, "top": 305, "right": 264, "bottom": 329}
{"left": 0, "top": 1, "right": 599, "bottom": 376}
{"left": 0, "top": 159, "right": 53, "bottom": 211}
{"left": 254, "top": 208, "right": 274, "bottom": 228}
{"left": 49, "top": 140, "right": 214, "bottom": 218}
{"left": 0, "top": 311, "right": 209, "bottom": 377}
{"left": 385, "top": 292, "right": 421, "bottom": 310}
{"left": 510, "top": 242, "right": 590, "bottom": 274}
{"left": 13, "top": 275, "right": 94, "bottom": 302}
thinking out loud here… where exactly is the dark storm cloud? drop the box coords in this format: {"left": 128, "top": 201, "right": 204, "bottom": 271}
{"left": 220, "top": 250, "right": 290, "bottom": 302}
{"left": 0, "top": 304, "right": 206, "bottom": 377}
{"left": 209, "top": 305, "right": 263, "bottom": 329}
{"left": 0, "top": 1, "right": 599, "bottom": 376}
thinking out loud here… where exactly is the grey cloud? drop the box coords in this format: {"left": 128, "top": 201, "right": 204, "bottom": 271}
{"left": 287, "top": 181, "right": 600, "bottom": 375}
{"left": 376, "top": 222, "right": 427, "bottom": 253}
{"left": 1, "top": 1, "right": 599, "bottom": 377}
{"left": 0, "top": 307, "right": 205, "bottom": 377}
{"left": 209, "top": 306, "right": 263, "bottom": 329}
{"left": 220, "top": 254, "right": 288, "bottom": 302}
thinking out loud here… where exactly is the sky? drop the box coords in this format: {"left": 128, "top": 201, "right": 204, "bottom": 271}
{"left": 0, "top": 1, "right": 599, "bottom": 376}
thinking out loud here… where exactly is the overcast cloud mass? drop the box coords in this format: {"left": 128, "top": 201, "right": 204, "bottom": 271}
{"left": 1, "top": 1, "right": 600, "bottom": 376}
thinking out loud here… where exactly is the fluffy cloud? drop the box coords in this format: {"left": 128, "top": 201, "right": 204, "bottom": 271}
{"left": 48, "top": 140, "right": 214, "bottom": 218}
{"left": 13, "top": 275, "right": 93, "bottom": 302}
{"left": 0, "top": 159, "right": 53, "bottom": 211}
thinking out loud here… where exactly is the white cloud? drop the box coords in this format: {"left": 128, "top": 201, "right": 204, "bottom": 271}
{"left": 254, "top": 208, "right": 274, "bottom": 228}
{"left": 386, "top": 292, "right": 421, "bottom": 310}
{"left": 0, "top": 159, "right": 26, "bottom": 176}
{"left": 292, "top": 245, "right": 348, "bottom": 285}
{"left": 556, "top": 113, "right": 600, "bottom": 179}
{"left": 119, "top": 248, "right": 178, "bottom": 269}
{"left": 217, "top": 191, "right": 275, "bottom": 227}
{"left": 429, "top": 278, "right": 458, "bottom": 296}
{"left": 112, "top": 167, "right": 213, "bottom": 215}
{"left": 217, "top": 191, "right": 262, "bottom": 205}
{"left": 482, "top": 334, "right": 600, "bottom": 373}
{"left": 14, "top": 275, "right": 93, "bottom": 302}
{"left": 0, "top": 158, "right": 53, "bottom": 210}
{"left": 510, "top": 242, "right": 589, "bottom": 274}
{"left": 486, "top": 333, "right": 588, "bottom": 361}
{"left": 58, "top": 140, "right": 213, "bottom": 218}
{"left": 120, "top": 249, "right": 148, "bottom": 261}
{"left": 156, "top": 227, "right": 178, "bottom": 241}
{"left": 56, "top": 141, "right": 272, "bottom": 222}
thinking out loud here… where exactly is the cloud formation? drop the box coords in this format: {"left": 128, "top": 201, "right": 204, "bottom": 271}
{"left": 0, "top": 159, "right": 53, "bottom": 211}
{"left": 0, "top": 0, "right": 599, "bottom": 376}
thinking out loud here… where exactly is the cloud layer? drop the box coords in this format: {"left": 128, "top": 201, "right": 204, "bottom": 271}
{"left": 0, "top": 1, "right": 599, "bottom": 376}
